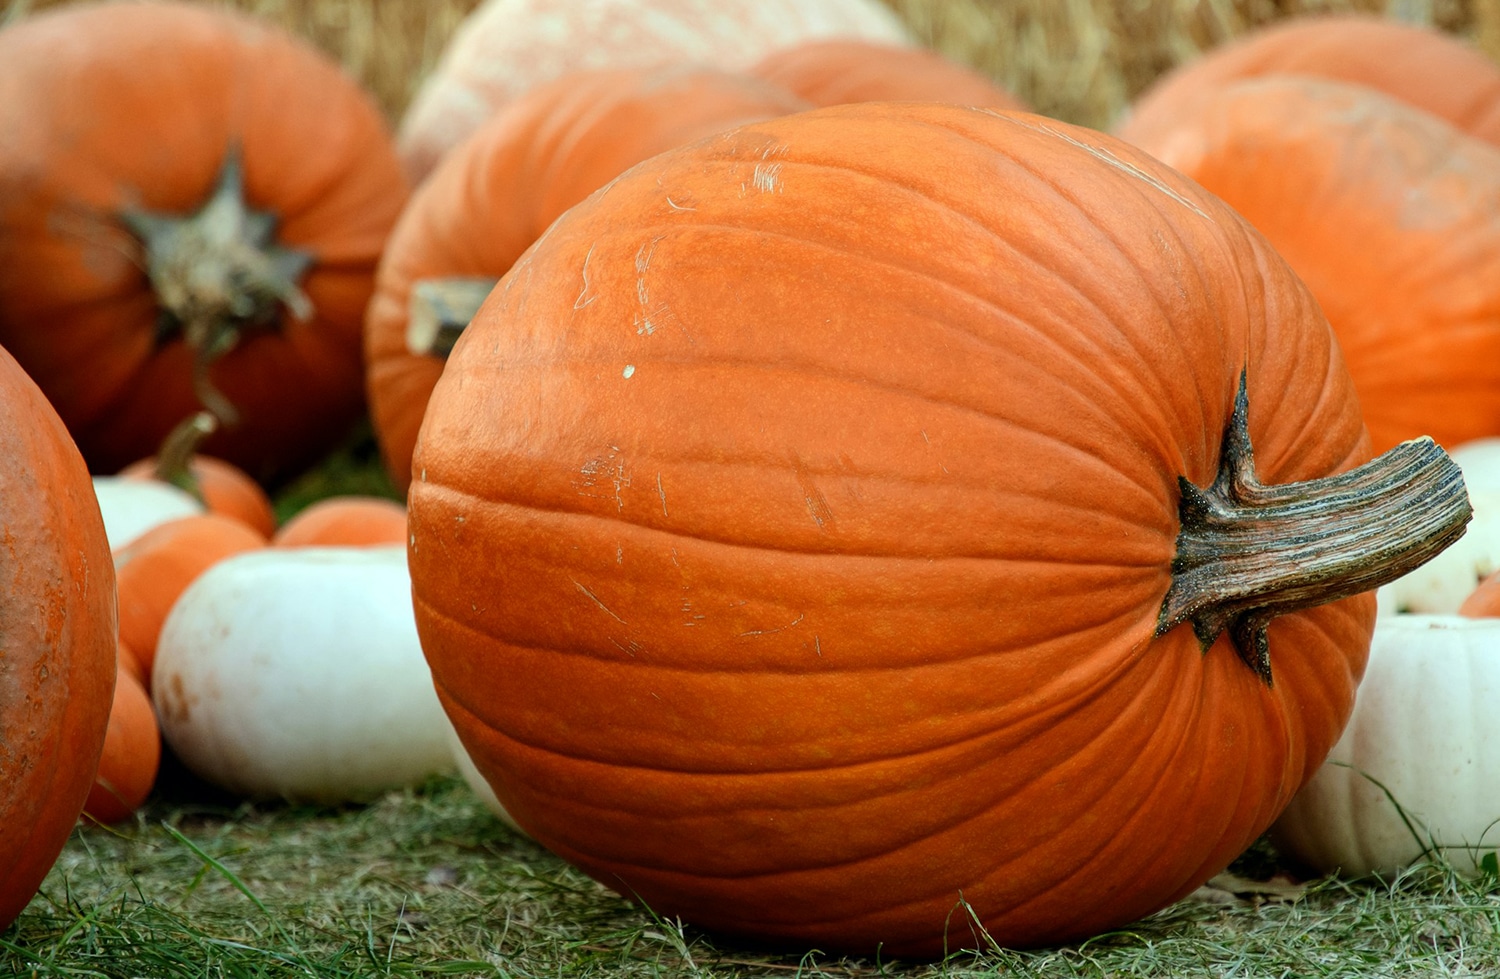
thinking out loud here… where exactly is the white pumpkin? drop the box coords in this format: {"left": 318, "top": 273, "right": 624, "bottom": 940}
{"left": 1271, "top": 614, "right": 1500, "bottom": 876}
{"left": 93, "top": 475, "right": 203, "bottom": 550}
{"left": 1378, "top": 438, "right": 1500, "bottom": 614}
{"left": 152, "top": 545, "right": 455, "bottom": 804}
{"left": 396, "top": 0, "right": 913, "bottom": 180}
{"left": 441, "top": 717, "right": 526, "bottom": 835}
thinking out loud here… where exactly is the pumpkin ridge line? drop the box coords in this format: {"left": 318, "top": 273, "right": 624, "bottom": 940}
{"left": 414, "top": 482, "right": 1170, "bottom": 568}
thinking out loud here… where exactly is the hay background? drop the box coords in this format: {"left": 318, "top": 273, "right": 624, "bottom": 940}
{"left": 2, "top": 0, "right": 1495, "bottom": 132}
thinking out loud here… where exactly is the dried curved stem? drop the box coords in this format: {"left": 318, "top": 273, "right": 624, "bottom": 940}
{"left": 150, "top": 411, "right": 219, "bottom": 503}
{"left": 1156, "top": 371, "right": 1472, "bottom": 684}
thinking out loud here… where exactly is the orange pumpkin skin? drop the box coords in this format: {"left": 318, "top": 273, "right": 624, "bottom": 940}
{"left": 119, "top": 454, "right": 277, "bottom": 539}
{"left": 1117, "top": 14, "right": 1500, "bottom": 151}
{"left": 0, "top": 1, "right": 409, "bottom": 484}
{"left": 747, "top": 39, "right": 1027, "bottom": 111}
{"left": 0, "top": 345, "right": 116, "bottom": 930}
{"left": 367, "top": 67, "right": 809, "bottom": 491}
{"left": 410, "top": 103, "right": 1374, "bottom": 954}
{"left": 115, "top": 514, "right": 268, "bottom": 685}
{"left": 271, "top": 496, "right": 407, "bottom": 548}
{"left": 83, "top": 669, "right": 161, "bottom": 825}
{"left": 1123, "top": 77, "right": 1500, "bottom": 453}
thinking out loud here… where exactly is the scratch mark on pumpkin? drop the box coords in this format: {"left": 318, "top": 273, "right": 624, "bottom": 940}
{"left": 814, "top": 635, "right": 822, "bottom": 657}
{"left": 572, "top": 579, "right": 626, "bottom": 624}
{"left": 665, "top": 196, "right": 695, "bottom": 211}
{"left": 752, "top": 163, "right": 783, "bottom": 193}
{"left": 574, "top": 242, "right": 598, "bottom": 309}
{"left": 741, "top": 613, "right": 805, "bottom": 638}
{"left": 1026, "top": 120, "right": 1210, "bottom": 220}
{"left": 657, "top": 473, "right": 668, "bottom": 517}
{"left": 609, "top": 637, "right": 644, "bottom": 657}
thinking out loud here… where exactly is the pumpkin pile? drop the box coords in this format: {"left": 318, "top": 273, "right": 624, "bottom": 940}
{"left": 2, "top": 0, "right": 1496, "bottom": 960}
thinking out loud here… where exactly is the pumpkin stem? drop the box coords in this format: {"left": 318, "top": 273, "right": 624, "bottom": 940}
{"left": 406, "top": 277, "right": 497, "bottom": 358}
{"left": 151, "top": 411, "right": 219, "bottom": 503}
{"left": 119, "top": 147, "right": 314, "bottom": 426}
{"left": 1156, "top": 370, "right": 1471, "bottom": 684}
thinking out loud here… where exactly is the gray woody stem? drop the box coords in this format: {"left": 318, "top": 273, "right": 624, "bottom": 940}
{"left": 1156, "top": 371, "right": 1472, "bottom": 685}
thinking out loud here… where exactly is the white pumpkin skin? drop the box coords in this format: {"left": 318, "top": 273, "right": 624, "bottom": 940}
{"left": 1271, "top": 615, "right": 1500, "bottom": 876}
{"left": 152, "top": 545, "right": 455, "bottom": 804}
{"left": 93, "top": 476, "right": 203, "bottom": 550}
{"left": 1378, "top": 438, "right": 1500, "bottom": 614}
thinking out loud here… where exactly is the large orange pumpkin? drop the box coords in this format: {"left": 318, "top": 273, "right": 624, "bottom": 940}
{"left": 367, "top": 66, "right": 808, "bottom": 490}
{"left": 0, "top": 1, "right": 408, "bottom": 484}
{"left": 408, "top": 102, "right": 1468, "bottom": 954}
{"left": 395, "top": 0, "right": 911, "bottom": 181}
{"left": 1117, "top": 14, "right": 1500, "bottom": 150}
{"left": 1121, "top": 77, "right": 1500, "bottom": 453}
{"left": 0, "top": 344, "right": 117, "bottom": 930}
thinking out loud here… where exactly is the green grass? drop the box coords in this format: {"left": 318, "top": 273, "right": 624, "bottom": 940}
{"left": 7, "top": 774, "right": 1500, "bottom": 979}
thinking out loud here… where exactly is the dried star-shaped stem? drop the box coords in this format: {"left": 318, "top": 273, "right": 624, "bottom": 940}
{"left": 1156, "top": 370, "right": 1472, "bottom": 685}
{"left": 120, "top": 148, "right": 314, "bottom": 426}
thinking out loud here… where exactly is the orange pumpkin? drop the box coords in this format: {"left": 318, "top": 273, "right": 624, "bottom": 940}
{"left": 1121, "top": 77, "right": 1500, "bottom": 453}
{"left": 272, "top": 496, "right": 408, "bottom": 548}
{"left": 0, "top": 1, "right": 409, "bottom": 484}
{"left": 367, "top": 66, "right": 808, "bottom": 490}
{"left": 83, "top": 667, "right": 161, "bottom": 825}
{"left": 0, "top": 344, "right": 116, "bottom": 930}
{"left": 114, "top": 513, "right": 268, "bottom": 685}
{"left": 1459, "top": 574, "right": 1500, "bottom": 617}
{"left": 409, "top": 102, "right": 1468, "bottom": 953}
{"left": 118, "top": 413, "right": 277, "bottom": 538}
{"left": 395, "top": 0, "right": 911, "bottom": 180}
{"left": 1118, "top": 14, "right": 1500, "bottom": 151}
{"left": 747, "top": 39, "right": 1027, "bottom": 111}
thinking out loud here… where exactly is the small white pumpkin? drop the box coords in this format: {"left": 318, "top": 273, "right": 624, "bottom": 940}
{"left": 93, "top": 475, "right": 203, "bottom": 550}
{"left": 152, "top": 544, "right": 455, "bottom": 804}
{"left": 1271, "top": 614, "right": 1500, "bottom": 876}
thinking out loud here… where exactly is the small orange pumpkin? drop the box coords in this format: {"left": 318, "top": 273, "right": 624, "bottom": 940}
{"left": 118, "top": 412, "right": 277, "bottom": 538}
{"left": 747, "top": 39, "right": 1027, "bottom": 111}
{"left": 272, "top": 496, "right": 407, "bottom": 548}
{"left": 0, "top": 1, "right": 409, "bottom": 484}
{"left": 409, "top": 102, "right": 1468, "bottom": 954}
{"left": 83, "top": 667, "right": 161, "bottom": 825}
{"left": 0, "top": 344, "right": 116, "bottom": 930}
{"left": 367, "top": 66, "right": 808, "bottom": 490}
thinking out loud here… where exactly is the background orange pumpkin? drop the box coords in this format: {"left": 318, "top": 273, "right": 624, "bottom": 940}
{"left": 0, "top": 344, "right": 117, "bottom": 929}
{"left": 366, "top": 66, "right": 808, "bottom": 490}
{"left": 1120, "top": 77, "right": 1500, "bottom": 453}
{"left": 409, "top": 102, "right": 1401, "bottom": 953}
{"left": 747, "top": 38, "right": 1028, "bottom": 110}
{"left": 0, "top": 0, "right": 409, "bottom": 485}
{"left": 394, "top": 0, "right": 911, "bottom": 180}
{"left": 1117, "top": 13, "right": 1500, "bottom": 149}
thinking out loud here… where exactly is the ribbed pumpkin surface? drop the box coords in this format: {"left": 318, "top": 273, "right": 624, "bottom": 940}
{"left": 410, "top": 102, "right": 1373, "bottom": 954}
